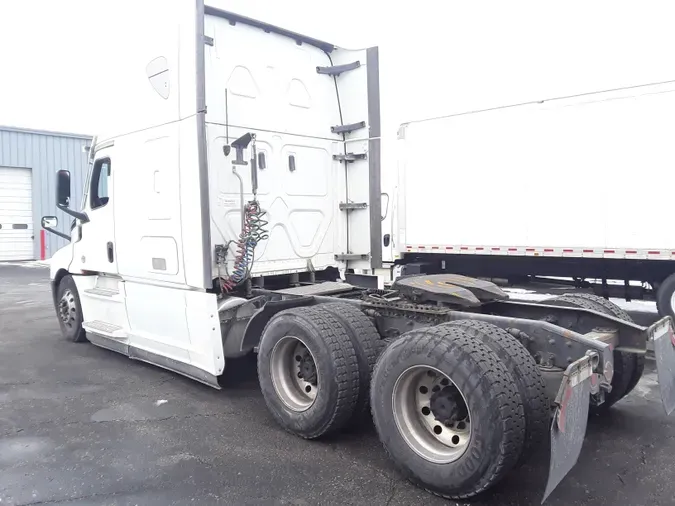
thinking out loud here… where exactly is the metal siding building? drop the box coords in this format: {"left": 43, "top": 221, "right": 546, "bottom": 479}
{"left": 0, "top": 126, "right": 92, "bottom": 260}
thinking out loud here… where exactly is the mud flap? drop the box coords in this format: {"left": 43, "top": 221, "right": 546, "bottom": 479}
{"left": 542, "top": 354, "right": 594, "bottom": 503}
{"left": 652, "top": 317, "right": 675, "bottom": 415}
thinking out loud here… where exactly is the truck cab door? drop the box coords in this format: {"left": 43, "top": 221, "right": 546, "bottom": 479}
{"left": 70, "top": 150, "right": 129, "bottom": 351}
{"left": 71, "top": 153, "right": 117, "bottom": 275}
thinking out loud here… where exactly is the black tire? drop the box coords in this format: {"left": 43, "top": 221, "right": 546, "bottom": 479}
{"left": 567, "top": 293, "right": 644, "bottom": 396}
{"left": 382, "top": 336, "right": 399, "bottom": 347}
{"left": 568, "top": 293, "right": 632, "bottom": 321}
{"left": 544, "top": 294, "right": 636, "bottom": 409}
{"left": 656, "top": 273, "right": 675, "bottom": 321}
{"left": 55, "top": 275, "right": 87, "bottom": 342}
{"left": 257, "top": 306, "right": 360, "bottom": 439}
{"left": 371, "top": 325, "right": 526, "bottom": 499}
{"left": 375, "top": 337, "right": 400, "bottom": 360}
{"left": 319, "top": 303, "right": 385, "bottom": 420}
{"left": 445, "top": 320, "right": 548, "bottom": 463}
{"left": 625, "top": 355, "right": 646, "bottom": 399}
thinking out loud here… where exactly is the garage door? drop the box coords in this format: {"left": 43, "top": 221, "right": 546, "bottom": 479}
{"left": 0, "top": 167, "right": 33, "bottom": 261}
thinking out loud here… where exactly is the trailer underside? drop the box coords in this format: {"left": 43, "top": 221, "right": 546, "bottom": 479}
{"left": 397, "top": 253, "right": 675, "bottom": 306}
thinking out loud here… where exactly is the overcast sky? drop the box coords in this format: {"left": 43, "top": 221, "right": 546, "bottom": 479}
{"left": 1, "top": 0, "right": 674, "bottom": 140}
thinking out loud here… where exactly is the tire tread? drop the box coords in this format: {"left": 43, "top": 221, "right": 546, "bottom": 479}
{"left": 57, "top": 275, "right": 87, "bottom": 343}
{"left": 258, "top": 306, "right": 360, "bottom": 438}
{"left": 446, "top": 320, "right": 548, "bottom": 463}
{"left": 545, "top": 293, "right": 638, "bottom": 408}
{"left": 372, "top": 325, "right": 525, "bottom": 499}
{"left": 569, "top": 294, "right": 645, "bottom": 397}
{"left": 319, "top": 303, "right": 385, "bottom": 419}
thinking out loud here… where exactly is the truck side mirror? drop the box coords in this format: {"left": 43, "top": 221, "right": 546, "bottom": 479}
{"left": 56, "top": 170, "right": 71, "bottom": 207}
{"left": 41, "top": 216, "right": 58, "bottom": 229}
{"left": 55, "top": 169, "right": 89, "bottom": 223}
{"left": 41, "top": 214, "right": 71, "bottom": 241}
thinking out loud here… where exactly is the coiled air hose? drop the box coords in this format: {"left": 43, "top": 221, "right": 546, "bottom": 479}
{"left": 221, "top": 200, "right": 269, "bottom": 292}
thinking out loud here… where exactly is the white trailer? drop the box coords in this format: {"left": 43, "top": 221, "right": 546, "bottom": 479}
{"left": 41, "top": 1, "right": 675, "bottom": 502}
{"left": 393, "top": 80, "right": 675, "bottom": 318}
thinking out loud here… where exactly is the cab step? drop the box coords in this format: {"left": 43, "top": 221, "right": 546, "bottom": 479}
{"left": 82, "top": 320, "right": 127, "bottom": 339}
{"left": 84, "top": 287, "right": 119, "bottom": 297}
{"left": 83, "top": 286, "right": 125, "bottom": 304}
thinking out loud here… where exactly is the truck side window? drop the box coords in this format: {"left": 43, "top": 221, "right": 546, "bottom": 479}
{"left": 90, "top": 158, "right": 111, "bottom": 210}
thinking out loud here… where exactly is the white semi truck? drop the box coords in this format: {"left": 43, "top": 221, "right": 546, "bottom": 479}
{"left": 391, "top": 80, "right": 675, "bottom": 320}
{"left": 41, "top": 1, "right": 675, "bottom": 502}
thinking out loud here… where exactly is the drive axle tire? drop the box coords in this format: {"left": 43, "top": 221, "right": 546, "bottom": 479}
{"left": 55, "top": 275, "right": 87, "bottom": 343}
{"left": 545, "top": 294, "right": 638, "bottom": 409}
{"left": 569, "top": 293, "right": 632, "bottom": 321}
{"left": 568, "top": 293, "right": 644, "bottom": 397}
{"left": 445, "top": 320, "right": 548, "bottom": 463}
{"left": 371, "top": 325, "right": 526, "bottom": 499}
{"left": 257, "top": 306, "right": 360, "bottom": 439}
{"left": 319, "top": 303, "right": 385, "bottom": 421}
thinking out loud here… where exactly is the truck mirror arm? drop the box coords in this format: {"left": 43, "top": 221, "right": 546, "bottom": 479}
{"left": 57, "top": 204, "right": 89, "bottom": 224}
{"left": 43, "top": 226, "right": 71, "bottom": 241}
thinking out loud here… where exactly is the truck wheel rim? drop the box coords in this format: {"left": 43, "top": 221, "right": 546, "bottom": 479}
{"left": 670, "top": 291, "right": 675, "bottom": 315}
{"left": 392, "top": 365, "right": 472, "bottom": 464}
{"left": 270, "top": 336, "right": 318, "bottom": 412}
{"left": 59, "top": 289, "right": 78, "bottom": 329}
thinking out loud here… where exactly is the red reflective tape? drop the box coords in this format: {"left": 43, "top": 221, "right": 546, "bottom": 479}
{"left": 583, "top": 249, "right": 593, "bottom": 253}
{"left": 544, "top": 248, "right": 554, "bottom": 252}
{"left": 508, "top": 248, "right": 517, "bottom": 252}
{"left": 563, "top": 249, "right": 573, "bottom": 253}
{"left": 460, "top": 246, "right": 468, "bottom": 250}
{"left": 418, "top": 246, "right": 426, "bottom": 249}
{"left": 626, "top": 250, "right": 637, "bottom": 254}
{"left": 604, "top": 250, "right": 615, "bottom": 254}
{"left": 648, "top": 251, "right": 661, "bottom": 255}
{"left": 445, "top": 246, "right": 453, "bottom": 250}
{"left": 492, "top": 247, "right": 500, "bottom": 251}
{"left": 476, "top": 247, "right": 484, "bottom": 251}
{"left": 526, "top": 248, "right": 535, "bottom": 252}
{"left": 431, "top": 246, "right": 439, "bottom": 250}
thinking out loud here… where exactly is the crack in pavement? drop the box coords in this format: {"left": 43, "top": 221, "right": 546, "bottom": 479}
{"left": 384, "top": 473, "right": 401, "bottom": 506}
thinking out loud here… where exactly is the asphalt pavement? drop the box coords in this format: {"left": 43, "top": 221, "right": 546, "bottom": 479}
{"left": 1, "top": 263, "right": 674, "bottom": 506}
